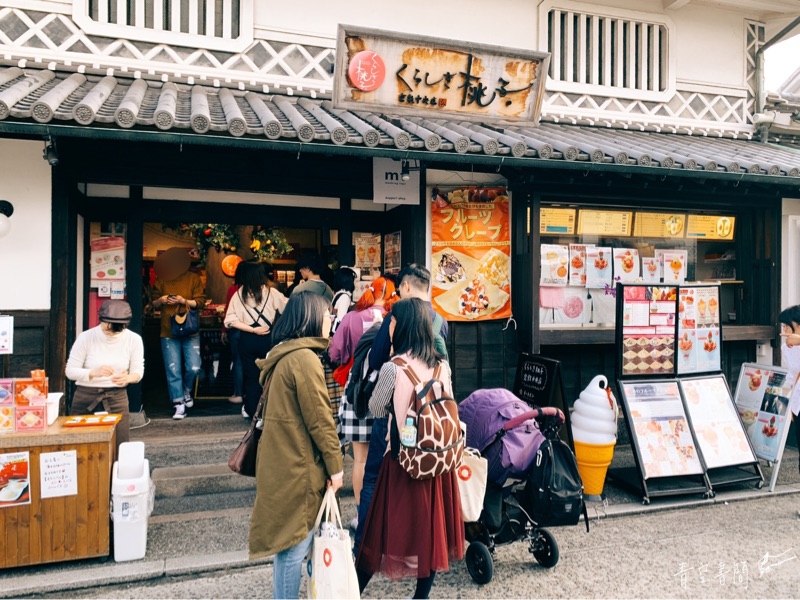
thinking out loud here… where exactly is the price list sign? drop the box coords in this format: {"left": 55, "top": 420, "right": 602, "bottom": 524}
{"left": 633, "top": 213, "right": 686, "bottom": 239}
{"left": 578, "top": 209, "right": 632, "bottom": 236}
{"left": 686, "top": 215, "right": 735, "bottom": 240}
{"left": 540, "top": 208, "right": 576, "bottom": 234}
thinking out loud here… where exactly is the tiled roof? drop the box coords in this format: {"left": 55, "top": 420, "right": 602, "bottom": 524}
{"left": 2, "top": 67, "right": 800, "bottom": 179}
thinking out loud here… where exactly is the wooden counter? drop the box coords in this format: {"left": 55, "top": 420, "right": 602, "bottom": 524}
{"left": 0, "top": 418, "right": 116, "bottom": 568}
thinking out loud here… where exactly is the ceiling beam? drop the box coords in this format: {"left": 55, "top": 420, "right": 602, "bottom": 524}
{"left": 663, "top": 0, "right": 692, "bottom": 10}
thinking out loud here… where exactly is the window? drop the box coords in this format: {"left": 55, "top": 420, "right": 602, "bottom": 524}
{"left": 73, "top": 0, "right": 254, "bottom": 52}
{"left": 541, "top": 1, "right": 674, "bottom": 101}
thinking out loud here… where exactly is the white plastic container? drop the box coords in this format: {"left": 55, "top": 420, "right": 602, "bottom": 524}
{"left": 111, "top": 441, "right": 154, "bottom": 562}
{"left": 45, "top": 393, "right": 63, "bottom": 426}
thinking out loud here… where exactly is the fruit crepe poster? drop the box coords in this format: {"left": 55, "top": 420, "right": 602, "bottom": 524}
{"left": 540, "top": 244, "right": 569, "bottom": 286}
{"left": 613, "top": 248, "right": 640, "bottom": 283}
{"left": 584, "top": 247, "right": 613, "bottom": 288}
{"left": 680, "top": 377, "right": 756, "bottom": 469}
{"left": 734, "top": 365, "right": 791, "bottom": 462}
{"left": 430, "top": 187, "right": 511, "bottom": 322}
{"left": 677, "top": 287, "right": 720, "bottom": 375}
{"left": 568, "top": 244, "right": 591, "bottom": 286}
{"left": 620, "top": 381, "right": 703, "bottom": 479}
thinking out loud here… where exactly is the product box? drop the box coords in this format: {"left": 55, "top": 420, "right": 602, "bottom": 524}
{"left": 15, "top": 405, "right": 46, "bottom": 432}
{"left": 0, "top": 379, "right": 13, "bottom": 405}
{"left": 14, "top": 378, "right": 48, "bottom": 406}
{"left": 0, "top": 406, "right": 13, "bottom": 434}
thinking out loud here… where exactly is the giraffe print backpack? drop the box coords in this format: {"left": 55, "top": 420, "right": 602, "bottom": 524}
{"left": 390, "top": 357, "right": 465, "bottom": 480}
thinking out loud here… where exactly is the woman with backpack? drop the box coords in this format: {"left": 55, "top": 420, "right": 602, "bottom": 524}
{"left": 328, "top": 276, "right": 396, "bottom": 531}
{"left": 330, "top": 266, "right": 357, "bottom": 335}
{"left": 224, "top": 261, "right": 287, "bottom": 419}
{"left": 356, "top": 297, "right": 464, "bottom": 600}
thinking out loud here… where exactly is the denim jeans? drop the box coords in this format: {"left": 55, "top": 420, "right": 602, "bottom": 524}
{"left": 160, "top": 336, "right": 201, "bottom": 403}
{"left": 273, "top": 529, "right": 314, "bottom": 599}
{"left": 354, "top": 416, "right": 388, "bottom": 557}
{"left": 228, "top": 329, "right": 243, "bottom": 398}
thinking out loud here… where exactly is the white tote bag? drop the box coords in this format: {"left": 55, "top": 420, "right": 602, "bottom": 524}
{"left": 309, "top": 487, "right": 360, "bottom": 600}
{"left": 457, "top": 447, "right": 488, "bottom": 523}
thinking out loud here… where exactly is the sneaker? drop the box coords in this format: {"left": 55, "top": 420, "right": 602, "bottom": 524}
{"left": 172, "top": 403, "right": 187, "bottom": 420}
{"left": 242, "top": 406, "right": 249, "bottom": 419}
{"left": 228, "top": 395, "right": 243, "bottom": 404}
{"left": 349, "top": 516, "right": 358, "bottom": 533}
{"left": 183, "top": 392, "right": 194, "bottom": 408}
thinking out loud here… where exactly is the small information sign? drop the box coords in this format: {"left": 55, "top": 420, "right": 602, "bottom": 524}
{"left": 540, "top": 208, "right": 576, "bottom": 234}
{"left": 577, "top": 210, "right": 632, "bottom": 236}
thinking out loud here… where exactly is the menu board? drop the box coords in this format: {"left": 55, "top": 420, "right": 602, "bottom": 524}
{"left": 633, "top": 213, "right": 686, "bottom": 238}
{"left": 732, "top": 363, "right": 792, "bottom": 462}
{"left": 585, "top": 246, "right": 613, "bottom": 288}
{"left": 677, "top": 286, "right": 721, "bottom": 375}
{"left": 619, "top": 380, "right": 703, "bottom": 479}
{"left": 90, "top": 236, "right": 126, "bottom": 288}
{"left": 568, "top": 244, "right": 590, "bottom": 286}
{"left": 613, "top": 248, "right": 640, "bottom": 283}
{"left": 680, "top": 376, "right": 757, "bottom": 469}
{"left": 619, "top": 285, "right": 677, "bottom": 376}
{"left": 577, "top": 209, "right": 632, "bottom": 236}
{"left": 686, "top": 215, "right": 735, "bottom": 240}
{"left": 540, "top": 208, "right": 576, "bottom": 234}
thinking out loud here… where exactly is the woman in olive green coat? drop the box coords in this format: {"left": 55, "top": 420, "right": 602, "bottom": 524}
{"left": 249, "top": 292, "right": 344, "bottom": 599}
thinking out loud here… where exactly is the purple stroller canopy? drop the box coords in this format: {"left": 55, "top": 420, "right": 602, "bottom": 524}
{"left": 459, "top": 388, "right": 549, "bottom": 487}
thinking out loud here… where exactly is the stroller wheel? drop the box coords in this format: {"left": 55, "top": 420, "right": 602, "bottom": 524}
{"left": 465, "top": 542, "right": 494, "bottom": 585}
{"left": 529, "top": 528, "right": 559, "bottom": 568}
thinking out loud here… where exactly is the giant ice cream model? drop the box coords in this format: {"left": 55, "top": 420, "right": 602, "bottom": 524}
{"left": 571, "top": 375, "right": 619, "bottom": 497}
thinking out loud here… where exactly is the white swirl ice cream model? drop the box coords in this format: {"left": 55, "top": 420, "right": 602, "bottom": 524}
{"left": 571, "top": 374, "right": 619, "bottom": 496}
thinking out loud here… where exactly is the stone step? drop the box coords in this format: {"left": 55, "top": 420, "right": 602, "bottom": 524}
{"left": 151, "top": 463, "right": 256, "bottom": 498}
{"left": 151, "top": 488, "right": 256, "bottom": 517}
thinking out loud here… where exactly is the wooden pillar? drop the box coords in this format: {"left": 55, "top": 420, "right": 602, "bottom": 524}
{"left": 49, "top": 166, "right": 73, "bottom": 400}
{"left": 338, "top": 197, "right": 354, "bottom": 265}
{"left": 126, "top": 186, "right": 144, "bottom": 412}
{"left": 509, "top": 175, "right": 538, "bottom": 355}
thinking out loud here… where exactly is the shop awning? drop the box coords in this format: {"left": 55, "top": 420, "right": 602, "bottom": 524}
{"left": 2, "top": 66, "right": 800, "bottom": 182}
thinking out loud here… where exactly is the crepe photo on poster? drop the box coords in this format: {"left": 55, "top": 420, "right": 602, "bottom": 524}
{"left": 0, "top": 451, "right": 31, "bottom": 508}
{"left": 430, "top": 186, "right": 511, "bottom": 322}
{"left": 354, "top": 233, "right": 381, "bottom": 269}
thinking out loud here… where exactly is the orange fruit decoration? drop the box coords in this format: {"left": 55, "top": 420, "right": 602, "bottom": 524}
{"left": 221, "top": 254, "right": 243, "bottom": 277}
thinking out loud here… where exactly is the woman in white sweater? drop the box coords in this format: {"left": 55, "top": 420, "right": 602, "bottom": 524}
{"left": 65, "top": 300, "right": 144, "bottom": 449}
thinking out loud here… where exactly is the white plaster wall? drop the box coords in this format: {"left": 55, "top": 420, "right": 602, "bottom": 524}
{"left": 0, "top": 139, "right": 52, "bottom": 310}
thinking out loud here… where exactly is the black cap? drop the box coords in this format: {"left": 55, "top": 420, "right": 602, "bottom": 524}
{"left": 98, "top": 300, "right": 132, "bottom": 324}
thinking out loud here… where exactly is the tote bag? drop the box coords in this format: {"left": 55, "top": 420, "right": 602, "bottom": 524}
{"left": 456, "top": 447, "right": 488, "bottom": 523}
{"left": 309, "top": 488, "right": 360, "bottom": 600}
{"left": 170, "top": 305, "right": 199, "bottom": 337}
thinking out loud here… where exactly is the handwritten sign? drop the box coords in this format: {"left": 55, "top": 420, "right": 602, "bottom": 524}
{"left": 540, "top": 208, "right": 576, "bottom": 234}
{"left": 577, "top": 210, "right": 632, "bottom": 236}
{"left": 512, "top": 353, "right": 571, "bottom": 445}
{"left": 40, "top": 450, "right": 78, "bottom": 499}
{"left": 334, "top": 25, "right": 550, "bottom": 124}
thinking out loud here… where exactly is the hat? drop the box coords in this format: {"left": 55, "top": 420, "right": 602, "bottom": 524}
{"left": 99, "top": 300, "right": 132, "bottom": 324}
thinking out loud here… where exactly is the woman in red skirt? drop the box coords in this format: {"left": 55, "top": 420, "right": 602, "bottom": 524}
{"left": 356, "top": 297, "right": 464, "bottom": 599}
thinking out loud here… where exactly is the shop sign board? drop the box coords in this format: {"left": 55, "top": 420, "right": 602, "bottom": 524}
{"left": 373, "top": 158, "right": 419, "bottom": 205}
{"left": 430, "top": 187, "right": 511, "bottom": 322}
{"left": 333, "top": 24, "right": 550, "bottom": 125}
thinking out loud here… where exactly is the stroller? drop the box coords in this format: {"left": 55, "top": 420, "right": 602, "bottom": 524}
{"left": 459, "top": 388, "right": 566, "bottom": 584}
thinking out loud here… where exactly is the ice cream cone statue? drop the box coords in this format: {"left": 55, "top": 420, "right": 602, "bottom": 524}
{"left": 570, "top": 375, "right": 619, "bottom": 497}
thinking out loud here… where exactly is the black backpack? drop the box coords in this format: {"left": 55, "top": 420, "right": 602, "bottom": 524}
{"left": 520, "top": 439, "right": 589, "bottom": 532}
{"left": 330, "top": 291, "right": 355, "bottom": 335}
{"left": 344, "top": 322, "right": 382, "bottom": 419}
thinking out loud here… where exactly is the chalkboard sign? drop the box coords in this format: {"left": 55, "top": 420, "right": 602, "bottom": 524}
{"left": 512, "top": 353, "right": 572, "bottom": 446}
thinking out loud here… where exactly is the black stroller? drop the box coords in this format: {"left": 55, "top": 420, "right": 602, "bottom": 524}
{"left": 459, "top": 388, "right": 566, "bottom": 584}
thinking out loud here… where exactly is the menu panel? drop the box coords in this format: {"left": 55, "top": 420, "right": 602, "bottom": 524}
{"left": 620, "top": 285, "right": 677, "bottom": 376}
{"left": 619, "top": 380, "right": 703, "bottom": 479}
{"left": 633, "top": 212, "right": 686, "bottom": 239}
{"left": 540, "top": 208, "right": 576, "bottom": 234}
{"left": 686, "top": 215, "right": 735, "bottom": 240}
{"left": 577, "top": 210, "right": 632, "bottom": 236}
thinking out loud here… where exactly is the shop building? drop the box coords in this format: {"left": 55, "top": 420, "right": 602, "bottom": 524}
{"left": 1, "top": 0, "right": 800, "bottom": 415}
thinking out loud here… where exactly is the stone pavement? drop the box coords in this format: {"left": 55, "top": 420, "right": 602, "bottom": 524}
{"left": 2, "top": 414, "right": 799, "bottom": 599}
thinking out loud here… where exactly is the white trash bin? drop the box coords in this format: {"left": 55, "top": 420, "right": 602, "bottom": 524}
{"left": 111, "top": 441, "right": 155, "bottom": 562}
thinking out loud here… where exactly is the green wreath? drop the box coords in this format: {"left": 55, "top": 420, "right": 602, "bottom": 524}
{"left": 250, "top": 227, "right": 293, "bottom": 262}
{"left": 162, "top": 223, "right": 239, "bottom": 265}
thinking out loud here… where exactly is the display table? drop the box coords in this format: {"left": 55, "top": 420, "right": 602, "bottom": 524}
{"left": 0, "top": 418, "right": 116, "bottom": 568}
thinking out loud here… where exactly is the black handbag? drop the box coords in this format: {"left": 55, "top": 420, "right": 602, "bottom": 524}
{"left": 171, "top": 304, "right": 199, "bottom": 337}
{"left": 228, "top": 375, "right": 272, "bottom": 477}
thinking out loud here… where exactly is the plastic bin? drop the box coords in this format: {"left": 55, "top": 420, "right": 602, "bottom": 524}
{"left": 111, "top": 441, "right": 154, "bottom": 562}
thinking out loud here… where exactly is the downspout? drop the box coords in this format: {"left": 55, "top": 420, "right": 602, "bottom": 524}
{"left": 756, "top": 16, "right": 800, "bottom": 142}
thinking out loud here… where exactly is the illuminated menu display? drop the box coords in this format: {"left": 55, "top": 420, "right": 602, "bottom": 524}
{"left": 578, "top": 210, "right": 632, "bottom": 236}
{"left": 540, "top": 208, "right": 576, "bottom": 234}
{"left": 633, "top": 213, "right": 686, "bottom": 239}
{"left": 686, "top": 215, "right": 735, "bottom": 240}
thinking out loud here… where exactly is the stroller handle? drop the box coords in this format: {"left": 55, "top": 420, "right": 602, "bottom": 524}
{"left": 502, "top": 406, "right": 564, "bottom": 431}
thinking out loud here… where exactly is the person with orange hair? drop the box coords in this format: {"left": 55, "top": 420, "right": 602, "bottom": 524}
{"left": 328, "top": 276, "right": 397, "bottom": 530}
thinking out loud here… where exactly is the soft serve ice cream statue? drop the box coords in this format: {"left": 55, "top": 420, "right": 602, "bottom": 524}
{"left": 571, "top": 375, "right": 619, "bottom": 496}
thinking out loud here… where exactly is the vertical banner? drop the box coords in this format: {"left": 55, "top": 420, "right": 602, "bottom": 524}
{"left": 430, "top": 186, "right": 511, "bottom": 321}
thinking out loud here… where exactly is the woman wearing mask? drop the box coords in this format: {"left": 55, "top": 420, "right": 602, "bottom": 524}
{"left": 225, "top": 262, "right": 287, "bottom": 419}
{"left": 779, "top": 305, "right": 800, "bottom": 472}
{"left": 249, "top": 292, "right": 343, "bottom": 599}
{"left": 328, "top": 276, "right": 396, "bottom": 531}
{"left": 356, "top": 297, "right": 463, "bottom": 600}
{"left": 66, "top": 300, "right": 144, "bottom": 450}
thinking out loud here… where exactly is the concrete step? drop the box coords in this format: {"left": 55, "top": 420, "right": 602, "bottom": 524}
{"left": 151, "top": 489, "right": 256, "bottom": 517}
{"left": 151, "top": 463, "right": 256, "bottom": 498}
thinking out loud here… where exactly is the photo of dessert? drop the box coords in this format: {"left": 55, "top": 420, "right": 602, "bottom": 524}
{"left": 437, "top": 251, "right": 466, "bottom": 284}
{"left": 431, "top": 248, "right": 477, "bottom": 289}
{"left": 433, "top": 275, "right": 509, "bottom": 321}
{"left": 594, "top": 251, "right": 608, "bottom": 270}
{"left": 476, "top": 248, "right": 510, "bottom": 288}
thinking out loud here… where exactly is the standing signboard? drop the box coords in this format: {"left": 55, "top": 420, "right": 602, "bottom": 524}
{"left": 512, "top": 353, "right": 572, "bottom": 446}
{"left": 733, "top": 363, "right": 793, "bottom": 491}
